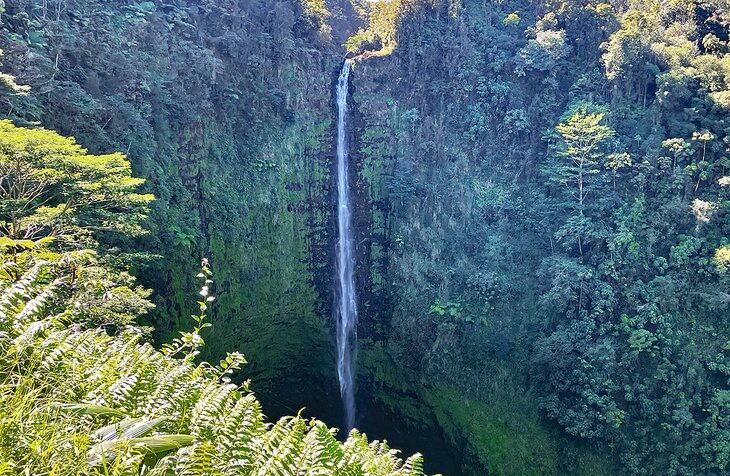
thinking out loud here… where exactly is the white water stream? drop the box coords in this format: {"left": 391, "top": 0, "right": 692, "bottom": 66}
{"left": 335, "top": 59, "right": 357, "bottom": 432}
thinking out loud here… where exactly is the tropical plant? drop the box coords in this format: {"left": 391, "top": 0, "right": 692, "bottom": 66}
{"left": 0, "top": 120, "right": 153, "bottom": 249}
{"left": 0, "top": 245, "right": 428, "bottom": 475}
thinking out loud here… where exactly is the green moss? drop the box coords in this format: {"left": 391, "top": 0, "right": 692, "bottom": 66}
{"left": 427, "top": 387, "right": 558, "bottom": 475}
{"left": 360, "top": 343, "right": 614, "bottom": 476}
{"left": 359, "top": 341, "right": 433, "bottom": 425}
{"left": 198, "top": 117, "right": 335, "bottom": 391}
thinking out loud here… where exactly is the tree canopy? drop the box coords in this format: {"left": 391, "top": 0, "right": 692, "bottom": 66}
{"left": 0, "top": 120, "right": 153, "bottom": 249}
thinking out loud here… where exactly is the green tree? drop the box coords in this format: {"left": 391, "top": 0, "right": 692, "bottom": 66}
{"left": 605, "top": 152, "right": 631, "bottom": 191}
{"left": 545, "top": 107, "right": 616, "bottom": 258}
{"left": 0, "top": 120, "right": 153, "bottom": 249}
{"left": 552, "top": 109, "right": 615, "bottom": 214}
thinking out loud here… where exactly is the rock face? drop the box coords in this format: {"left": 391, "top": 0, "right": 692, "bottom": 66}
{"left": 0, "top": 1, "right": 609, "bottom": 473}
{"left": 0, "top": 2, "right": 597, "bottom": 474}
{"left": 323, "top": 2, "right": 623, "bottom": 473}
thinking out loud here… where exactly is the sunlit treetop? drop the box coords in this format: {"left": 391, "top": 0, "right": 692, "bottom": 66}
{"left": 0, "top": 120, "right": 153, "bottom": 249}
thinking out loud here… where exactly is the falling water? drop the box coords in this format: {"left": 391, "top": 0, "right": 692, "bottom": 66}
{"left": 335, "top": 59, "right": 357, "bottom": 432}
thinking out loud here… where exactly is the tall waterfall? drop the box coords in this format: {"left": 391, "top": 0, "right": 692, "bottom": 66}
{"left": 335, "top": 59, "right": 357, "bottom": 432}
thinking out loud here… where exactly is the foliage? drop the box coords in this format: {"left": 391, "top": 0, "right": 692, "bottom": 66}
{"left": 3, "top": 0, "right": 730, "bottom": 474}
{"left": 0, "top": 118, "right": 429, "bottom": 474}
{"left": 0, "top": 121, "right": 154, "bottom": 332}
{"left": 0, "top": 247, "right": 428, "bottom": 475}
{"left": 0, "top": 0, "right": 343, "bottom": 424}
{"left": 347, "top": 0, "right": 730, "bottom": 474}
{"left": 300, "top": 0, "right": 333, "bottom": 40}
{"left": 544, "top": 107, "right": 618, "bottom": 258}
{"left": 0, "top": 120, "right": 153, "bottom": 249}
{"left": 345, "top": 0, "right": 402, "bottom": 56}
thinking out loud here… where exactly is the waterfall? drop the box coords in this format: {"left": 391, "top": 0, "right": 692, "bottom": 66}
{"left": 335, "top": 59, "right": 357, "bottom": 432}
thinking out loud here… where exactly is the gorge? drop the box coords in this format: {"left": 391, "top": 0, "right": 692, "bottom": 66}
{"left": 1, "top": 0, "right": 730, "bottom": 475}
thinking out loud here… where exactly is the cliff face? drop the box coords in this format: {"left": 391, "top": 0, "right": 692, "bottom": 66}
{"left": 345, "top": 0, "right": 730, "bottom": 474}
{"left": 0, "top": 1, "right": 611, "bottom": 474}
{"left": 345, "top": 30, "right": 588, "bottom": 476}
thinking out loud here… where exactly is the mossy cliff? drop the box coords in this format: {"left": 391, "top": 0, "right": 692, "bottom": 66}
{"left": 342, "top": 0, "right": 730, "bottom": 474}
{"left": 0, "top": 1, "right": 617, "bottom": 474}
{"left": 346, "top": 45, "right": 613, "bottom": 473}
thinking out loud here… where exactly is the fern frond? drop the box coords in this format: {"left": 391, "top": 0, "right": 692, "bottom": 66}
{"left": 252, "top": 416, "right": 307, "bottom": 476}
{"left": 0, "top": 255, "right": 432, "bottom": 475}
{"left": 297, "top": 421, "right": 344, "bottom": 475}
{"left": 401, "top": 453, "right": 425, "bottom": 476}
{"left": 190, "top": 382, "right": 238, "bottom": 439}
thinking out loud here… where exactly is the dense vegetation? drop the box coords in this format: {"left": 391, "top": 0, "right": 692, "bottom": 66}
{"left": 0, "top": 0, "right": 343, "bottom": 407}
{"left": 0, "top": 123, "right": 426, "bottom": 474}
{"left": 348, "top": 0, "right": 730, "bottom": 474}
{"left": 2, "top": 0, "right": 730, "bottom": 475}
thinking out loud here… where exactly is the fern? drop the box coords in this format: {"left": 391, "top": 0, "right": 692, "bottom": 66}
{"left": 0, "top": 252, "right": 431, "bottom": 476}
{"left": 401, "top": 454, "right": 426, "bottom": 475}
{"left": 297, "top": 421, "right": 344, "bottom": 474}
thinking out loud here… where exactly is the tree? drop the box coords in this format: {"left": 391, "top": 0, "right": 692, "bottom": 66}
{"left": 516, "top": 29, "right": 572, "bottom": 73}
{"left": 545, "top": 107, "right": 616, "bottom": 259}
{"left": 552, "top": 108, "right": 615, "bottom": 214}
{"left": 0, "top": 120, "right": 153, "bottom": 249}
{"left": 605, "top": 152, "right": 631, "bottom": 191}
